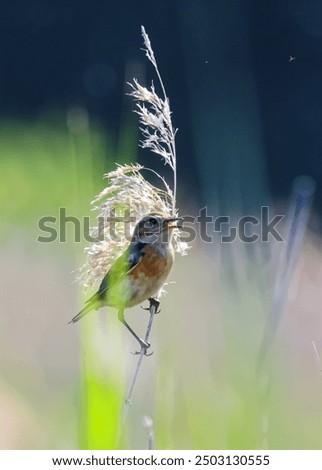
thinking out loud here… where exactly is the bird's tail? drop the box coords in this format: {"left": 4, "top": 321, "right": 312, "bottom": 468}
{"left": 69, "top": 293, "right": 101, "bottom": 324}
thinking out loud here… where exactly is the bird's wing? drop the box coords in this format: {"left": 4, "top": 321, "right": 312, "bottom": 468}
{"left": 69, "top": 243, "right": 145, "bottom": 324}
{"left": 97, "top": 242, "right": 145, "bottom": 298}
{"left": 127, "top": 242, "right": 146, "bottom": 273}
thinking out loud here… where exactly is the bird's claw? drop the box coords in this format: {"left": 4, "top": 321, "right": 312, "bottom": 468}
{"left": 140, "top": 304, "right": 161, "bottom": 314}
{"left": 148, "top": 298, "right": 161, "bottom": 313}
{"left": 148, "top": 298, "right": 160, "bottom": 310}
{"left": 131, "top": 349, "right": 154, "bottom": 357}
{"left": 144, "top": 350, "right": 154, "bottom": 357}
{"left": 131, "top": 339, "right": 152, "bottom": 356}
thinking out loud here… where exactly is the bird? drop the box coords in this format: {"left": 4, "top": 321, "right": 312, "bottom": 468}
{"left": 69, "top": 213, "right": 182, "bottom": 352}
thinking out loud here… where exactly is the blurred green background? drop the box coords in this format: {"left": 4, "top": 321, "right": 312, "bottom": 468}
{"left": 1, "top": 0, "right": 322, "bottom": 450}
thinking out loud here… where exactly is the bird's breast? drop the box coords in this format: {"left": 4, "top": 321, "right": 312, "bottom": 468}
{"left": 127, "top": 244, "right": 174, "bottom": 306}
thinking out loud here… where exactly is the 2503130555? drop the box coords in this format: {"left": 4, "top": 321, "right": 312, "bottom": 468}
{"left": 195, "top": 454, "right": 270, "bottom": 465}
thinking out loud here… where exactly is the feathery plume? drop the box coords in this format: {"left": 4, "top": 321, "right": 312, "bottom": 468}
{"left": 77, "top": 26, "right": 187, "bottom": 291}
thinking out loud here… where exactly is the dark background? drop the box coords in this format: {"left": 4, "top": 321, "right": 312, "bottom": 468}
{"left": 2, "top": 0, "right": 322, "bottom": 216}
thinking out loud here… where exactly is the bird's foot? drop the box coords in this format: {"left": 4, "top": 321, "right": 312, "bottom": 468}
{"left": 131, "top": 339, "right": 153, "bottom": 356}
{"left": 148, "top": 298, "right": 161, "bottom": 314}
{"left": 141, "top": 298, "right": 161, "bottom": 314}
{"left": 148, "top": 298, "right": 160, "bottom": 308}
{"left": 140, "top": 338, "right": 150, "bottom": 350}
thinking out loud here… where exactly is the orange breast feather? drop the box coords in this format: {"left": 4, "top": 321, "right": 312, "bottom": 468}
{"left": 131, "top": 245, "right": 172, "bottom": 279}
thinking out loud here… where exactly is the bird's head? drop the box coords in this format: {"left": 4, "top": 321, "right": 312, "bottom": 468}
{"left": 132, "top": 213, "right": 182, "bottom": 245}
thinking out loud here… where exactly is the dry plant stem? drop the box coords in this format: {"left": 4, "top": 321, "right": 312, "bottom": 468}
{"left": 126, "top": 298, "right": 158, "bottom": 404}
{"left": 140, "top": 25, "right": 177, "bottom": 213}
{"left": 148, "top": 428, "right": 154, "bottom": 450}
{"left": 114, "top": 26, "right": 181, "bottom": 445}
{"left": 121, "top": 298, "right": 159, "bottom": 425}
{"left": 119, "top": 27, "right": 178, "bottom": 438}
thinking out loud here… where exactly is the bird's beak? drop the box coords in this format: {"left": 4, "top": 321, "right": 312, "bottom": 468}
{"left": 164, "top": 216, "right": 184, "bottom": 230}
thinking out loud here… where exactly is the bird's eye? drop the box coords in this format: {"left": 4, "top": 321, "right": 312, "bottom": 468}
{"left": 147, "top": 217, "right": 157, "bottom": 227}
